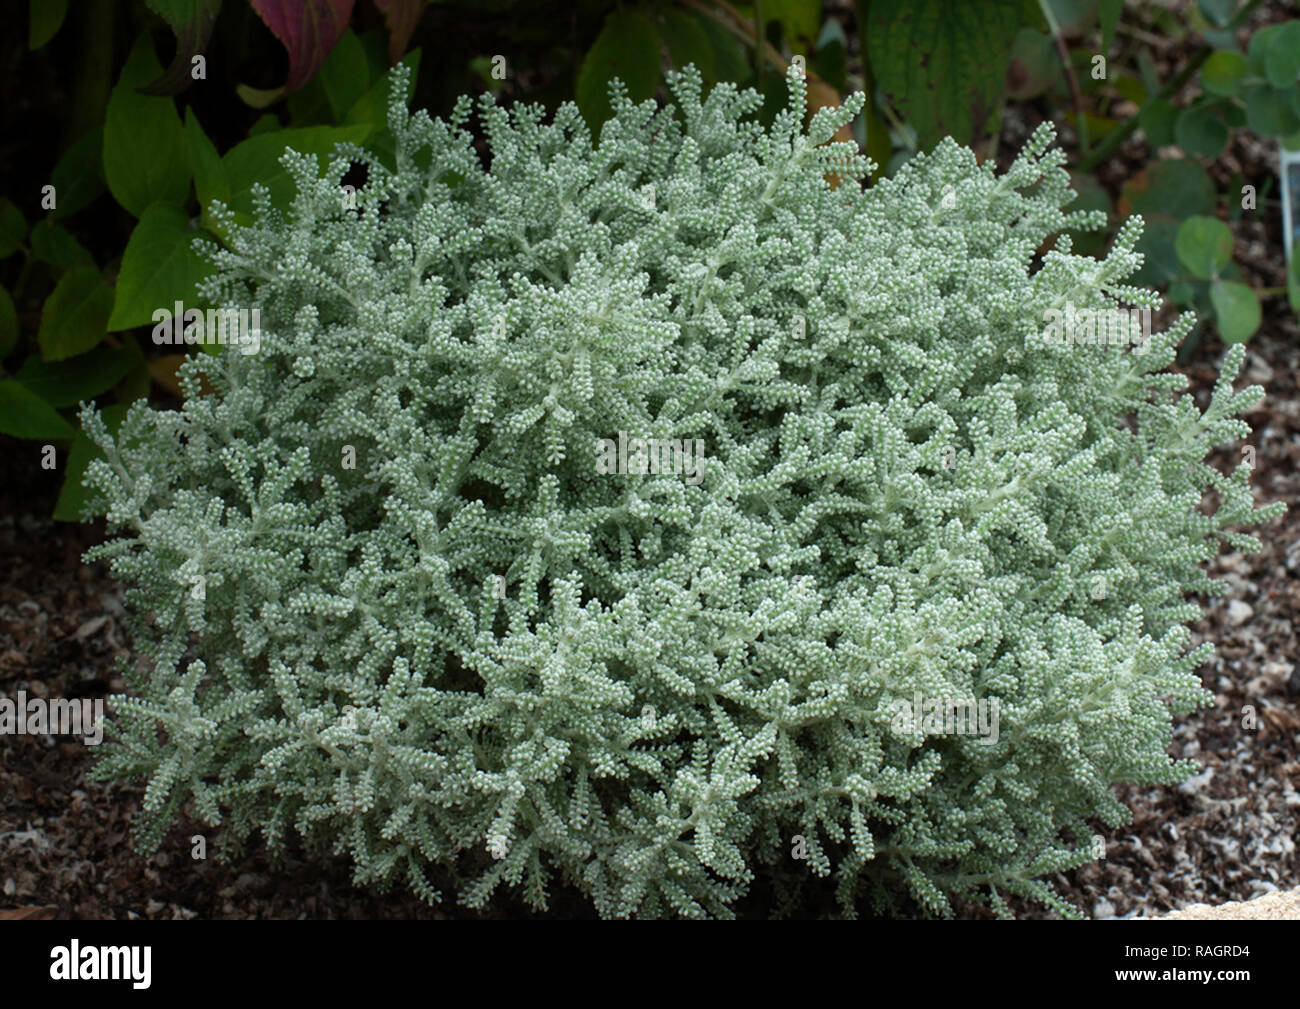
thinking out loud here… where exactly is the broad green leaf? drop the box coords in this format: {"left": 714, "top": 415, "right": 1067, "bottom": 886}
{"left": 248, "top": 113, "right": 282, "bottom": 137}
{"left": 576, "top": 11, "right": 662, "bottom": 133}
{"left": 1244, "top": 83, "right": 1300, "bottom": 137}
{"left": 1201, "top": 50, "right": 1248, "bottom": 96}
{"left": 1168, "top": 279, "right": 1198, "bottom": 306}
{"left": 1263, "top": 22, "right": 1300, "bottom": 90}
{"left": 185, "top": 108, "right": 230, "bottom": 232}
{"left": 249, "top": 0, "right": 355, "bottom": 95}
{"left": 696, "top": 12, "right": 749, "bottom": 86}
{"left": 1138, "top": 98, "right": 1178, "bottom": 146}
{"left": 222, "top": 124, "right": 373, "bottom": 218}
{"left": 345, "top": 51, "right": 421, "bottom": 128}
{"left": 0, "top": 198, "right": 27, "bottom": 258}
{"left": 1209, "top": 279, "right": 1260, "bottom": 342}
{"left": 14, "top": 347, "right": 137, "bottom": 408}
{"left": 109, "top": 204, "right": 215, "bottom": 331}
{"left": 1044, "top": 0, "right": 1099, "bottom": 34}
{"left": 659, "top": 10, "right": 715, "bottom": 85}
{"left": 0, "top": 380, "right": 76, "bottom": 439}
{"left": 866, "top": 0, "right": 1022, "bottom": 150}
{"left": 1006, "top": 29, "right": 1057, "bottom": 101}
{"left": 319, "top": 28, "right": 371, "bottom": 120}
{"left": 54, "top": 403, "right": 129, "bottom": 522}
{"left": 1175, "top": 215, "right": 1233, "bottom": 278}
{"left": 38, "top": 266, "right": 112, "bottom": 361}
{"left": 1130, "top": 217, "right": 1183, "bottom": 288}
{"left": 1122, "top": 158, "right": 1215, "bottom": 218}
{"left": 119, "top": 331, "right": 152, "bottom": 403}
{"left": 28, "top": 0, "right": 68, "bottom": 49}
{"left": 1174, "top": 101, "right": 1228, "bottom": 158}
{"left": 1247, "top": 23, "right": 1285, "bottom": 76}
{"left": 813, "top": 18, "right": 848, "bottom": 94}
{"left": 50, "top": 129, "right": 106, "bottom": 220}
{"left": 30, "top": 219, "right": 95, "bottom": 270}
{"left": 1065, "top": 172, "right": 1111, "bottom": 257}
{"left": 103, "top": 35, "right": 192, "bottom": 216}
{"left": 765, "top": 0, "right": 821, "bottom": 48}
{"left": 0, "top": 286, "right": 17, "bottom": 359}
{"left": 138, "top": 0, "right": 222, "bottom": 95}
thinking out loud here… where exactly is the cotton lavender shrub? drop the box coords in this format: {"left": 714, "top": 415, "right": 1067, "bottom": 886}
{"left": 79, "top": 63, "right": 1282, "bottom": 919}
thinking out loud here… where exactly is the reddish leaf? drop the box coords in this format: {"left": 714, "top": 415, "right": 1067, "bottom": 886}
{"left": 372, "top": 0, "right": 425, "bottom": 63}
{"left": 249, "top": 0, "right": 356, "bottom": 95}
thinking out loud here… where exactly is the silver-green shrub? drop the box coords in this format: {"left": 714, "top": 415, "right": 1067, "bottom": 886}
{"left": 81, "top": 65, "right": 1282, "bottom": 918}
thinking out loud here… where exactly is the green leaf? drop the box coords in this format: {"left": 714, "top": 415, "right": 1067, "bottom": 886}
{"left": 1209, "top": 279, "right": 1260, "bottom": 342}
{"left": 344, "top": 50, "right": 421, "bottom": 128}
{"left": 697, "top": 12, "right": 750, "bottom": 86}
{"left": 14, "top": 346, "right": 137, "bottom": 408}
{"left": 30, "top": 219, "right": 95, "bottom": 271}
{"left": 1244, "top": 82, "right": 1300, "bottom": 137}
{"left": 109, "top": 204, "right": 215, "bottom": 332}
{"left": 1044, "top": 0, "right": 1099, "bottom": 34}
{"left": 576, "top": 11, "right": 662, "bottom": 133}
{"left": 0, "top": 380, "right": 76, "bottom": 439}
{"left": 103, "top": 35, "right": 192, "bottom": 216}
{"left": 185, "top": 109, "right": 230, "bottom": 233}
{"left": 1138, "top": 98, "right": 1178, "bottom": 147}
{"left": 54, "top": 403, "right": 129, "bottom": 522}
{"left": 765, "top": 0, "right": 821, "bottom": 48}
{"left": 318, "top": 28, "right": 371, "bottom": 121}
{"left": 236, "top": 84, "right": 286, "bottom": 109}
{"left": 1263, "top": 22, "right": 1300, "bottom": 90}
{"left": 0, "top": 286, "right": 18, "bottom": 359}
{"left": 1123, "top": 158, "right": 1215, "bottom": 218}
{"left": 1175, "top": 215, "right": 1234, "bottom": 278}
{"left": 1064, "top": 171, "right": 1111, "bottom": 257}
{"left": 222, "top": 124, "right": 373, "bottom": 219}
{"left": 138, "top": 0, "right": 222, "bottom": 95}
{"left": 1197, "top": 0, "right": 1237, "bottom": 27}
{"left": 1130, "top": 217, "right": 1182, "bottom": 288}
{"left": 50, "top": 128, "right": 107, "bottom": 220}
{"left": 1247, "top": 23, "right": 1285, "bottom": 75}
{"left": 28, "top": 0, "right": 68, "bottom": 49}
{"left": 866, "top": 0, "right": 1022, "bottom": 150}
{"left": 37, "top": 266, "right": 112, "bottom": 362}
{"left": 1099, "top": 0, "right": 1121, "bottom": 54}
{"left": 248, "top": 113, "right": 282, "bottom": 137}
{"left": 1201, "top": 50, "right": 1248, "bottom": 97}
{"left": 1006, "top": 29, "right": 1058, "bottom": 101}
{"left": 1168, "top": 279, "right": 1198, "bottom": 305}
{"left": 1174, "top": 101, "right": 1228, "bottom": 158}
{"left": 659, "top": 11, "right": 715, "bottom": 85}
{"left": 813, "top": 19, "right": 848, "bottom": 94}
{"left": 0, "top": 198, "right": 27, "bottom": 259}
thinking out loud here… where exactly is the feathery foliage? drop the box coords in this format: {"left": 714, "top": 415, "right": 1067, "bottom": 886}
{"left": 81, "top": 64, "right": 1282, "bottom": 918}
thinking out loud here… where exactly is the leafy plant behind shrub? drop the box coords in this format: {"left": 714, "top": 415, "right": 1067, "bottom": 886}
{"left": 80, "top": 65, "right": 1281, "bottom": 919}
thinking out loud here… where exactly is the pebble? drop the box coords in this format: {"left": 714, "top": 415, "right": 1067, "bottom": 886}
{"left": 1226, "top": 599, "right": 1254, "bottom": 625}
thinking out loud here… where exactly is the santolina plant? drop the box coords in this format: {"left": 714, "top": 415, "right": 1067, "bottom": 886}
{"left": 79, "top": 64, "right": 1282, "bottom": 919}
